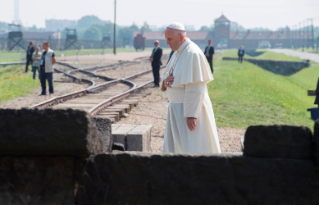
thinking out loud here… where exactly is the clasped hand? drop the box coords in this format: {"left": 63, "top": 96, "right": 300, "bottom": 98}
{"left": 163, "top": 73, "right": 174, "bottom": 88}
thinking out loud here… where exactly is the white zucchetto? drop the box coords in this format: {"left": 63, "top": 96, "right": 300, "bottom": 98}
{"left": 167, "top": 22, "right": 185, "bottom": 31}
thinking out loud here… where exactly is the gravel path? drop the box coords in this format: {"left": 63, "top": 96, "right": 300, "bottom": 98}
{"left": 270, "top": 49, "right": 319, "bottom": 63}
{"left": 118, "top": 88, "right": 245, "bottom": 153}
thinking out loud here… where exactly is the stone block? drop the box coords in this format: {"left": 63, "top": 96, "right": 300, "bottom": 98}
{"left": 244, "top": 125, "right": 313, "bottom": 159}
{"left": 0, "top": 156, "right": 74, "bottom": 204}
{"left": 93, "top": 117, "right": 112, "bottom": 152}
{"left": 75, "top": 153, "right": 319, "bottom": 205}
{"left": 112, "top": 124, "right": 152, "bottom": 151}
{"left": 126, "top": 125, "right": 152, "bottom": 151}
{"left": 0, "top": 109, "right": 106, "bottom": 156}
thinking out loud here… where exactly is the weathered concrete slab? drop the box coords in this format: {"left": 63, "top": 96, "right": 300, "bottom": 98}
{"left": 0, "top": 156, "right": 74, "bottom": 204}
{"left": 244, "top": 125, "right": 313, "bottom": 159}
{"left": 0, "top": 109, "right": 106, "bottom": 156}
{"left": 127, "top": 125, "right": 152, "bottom": 151}
{"left": 75, "top": 153, "right": 319, "bottom": 205}
{"left": 112, "top": 124, "right": 152, "bottom": 151}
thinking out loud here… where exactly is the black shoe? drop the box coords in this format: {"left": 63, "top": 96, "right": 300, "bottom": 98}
{"left": 38, "top": 93, "right": 46, "bottom": 96}
{"left": 151, "top": 85, "right": 159, "bottom": 88}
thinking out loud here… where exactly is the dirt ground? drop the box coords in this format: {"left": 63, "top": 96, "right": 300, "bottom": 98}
{"left": 118, "top": 88, "right": 245, "bottom": 153}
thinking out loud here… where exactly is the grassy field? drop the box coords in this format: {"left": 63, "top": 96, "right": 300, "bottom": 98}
{"left": 0, "top": 65, "right": 40, "bottom": 102}
{"left": 208, "top": 49, "right": 317, "bottom": 130}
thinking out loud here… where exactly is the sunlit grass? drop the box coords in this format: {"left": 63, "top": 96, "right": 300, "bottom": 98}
{"left": 0, "top": 65, "right": 40, "bottom": 102}
{"left": 209, "top": 50, "right": 316, "bottom": 130}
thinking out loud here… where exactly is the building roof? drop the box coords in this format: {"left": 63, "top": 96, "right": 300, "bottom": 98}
{"left": 215, "top": 15, "right": 230, "bottom": 22}
{"left": 133, "top": 31, "right": 213, "bottom": 41}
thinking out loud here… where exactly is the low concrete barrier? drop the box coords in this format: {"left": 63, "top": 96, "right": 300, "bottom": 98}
{"left": 223, "top": 57, "right": 310, "bottom": 75}
{"left": 0, "top": 109, "right": 107, "bottom": 156}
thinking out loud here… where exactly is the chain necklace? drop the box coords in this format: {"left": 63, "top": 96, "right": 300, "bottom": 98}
{"left": 168, "top": 42, "right": 189, "bottom": 75}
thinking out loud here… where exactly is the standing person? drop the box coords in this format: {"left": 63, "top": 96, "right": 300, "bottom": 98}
{"left": 31, "top": 46, "right": 41, "bottom": 80}
{"left": 150, "top": 40, "right": 163, "bottom": 88}
{"left": 39, "top": 41, "right": 56, "bottom": 96}
{"left": 161, "top": 22, "right": 220, "bottom": 154}
{"left": 25, "top": 41, "right": 35, "bottom": 72}
{"left": 238, "top": 45, "right": 245, "bottom": 63}
{"left": 167, "top": 50, "right": 175, "bottom": 64}
{"left": 204, "top": 40, "right": 215, "bottom": 73}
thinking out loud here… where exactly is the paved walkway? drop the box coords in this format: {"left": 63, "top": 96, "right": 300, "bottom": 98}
{"left": 270, "top": 49, "right": 319, "bottom": 63}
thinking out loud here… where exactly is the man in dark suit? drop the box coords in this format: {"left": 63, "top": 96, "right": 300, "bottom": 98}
{"left": 204, "top": 40, "right": 215, "bottom": 73}
{"left": 150, "top": 40, "right": 163, "bottom": 88}
{"left": 167, "top": 50, "right": 175, "bottom": 64}
{"left": 238, "top": 45, "right": 245, "bottom": 64}
{"left": 25, "top": 41, "right": 35, "bottom": 72}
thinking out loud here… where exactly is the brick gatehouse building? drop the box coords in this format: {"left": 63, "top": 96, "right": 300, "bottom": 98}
{"left": 133, "top": 15, "right": 314, "bottom": 50}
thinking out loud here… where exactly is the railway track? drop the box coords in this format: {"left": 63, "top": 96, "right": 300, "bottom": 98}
{"left": 30, "top": 55, "right": 168, "bottom": 123}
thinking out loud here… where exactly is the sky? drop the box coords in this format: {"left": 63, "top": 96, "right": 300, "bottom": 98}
{"left": 0, "top": 0, "right": 318, "bottom": 30}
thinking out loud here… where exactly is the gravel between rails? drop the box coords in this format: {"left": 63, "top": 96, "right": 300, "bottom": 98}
{"left": 117, "top": 88, "right": 245, "bottom": 153}
{"left": 96, "top": 55, "right": 169, "bottom": 79}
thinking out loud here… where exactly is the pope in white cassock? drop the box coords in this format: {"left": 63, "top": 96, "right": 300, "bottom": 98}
{"left": 161, "top": 22, "right": 221, "bottom": 154}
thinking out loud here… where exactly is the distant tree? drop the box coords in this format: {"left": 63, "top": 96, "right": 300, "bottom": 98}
{"left": 276, "top": 26, "right": 290, "bottom": 31}
{"left": 82, "top": 26, "right": 102, "bottom": 40}
{"left": 129, "top": 23, "right": 139, "bottom": 31}
{"left": 199, "top": 26, "right": 211, "bottom": 31}
{"left": 230, "top": 22, "right": 245, "bottom": 31}
{"left": 141, "top": 22, "right": 151, "bottom": 31}
{"left": 0, "top": 21, "right": 7, "bottom": 30}
{"left": 78, "top": 15, "right": 104, "bottom": 29}
{"left": 251, "top": 27, "right": 271, "bottom": 31}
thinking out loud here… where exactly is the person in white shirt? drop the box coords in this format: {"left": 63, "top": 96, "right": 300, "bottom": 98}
{"left": 161, "top": 22, "right": 221, "bottom": 154}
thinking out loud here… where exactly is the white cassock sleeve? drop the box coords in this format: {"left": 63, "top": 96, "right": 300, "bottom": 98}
{"left": 183, "top": 82, "right": 206, "bottom": 118}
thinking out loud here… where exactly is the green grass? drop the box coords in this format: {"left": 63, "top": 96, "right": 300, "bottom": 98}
{"left": 0, "top": 65, "right": 40, "bottom": 102}
{"left": 209, "top": 49, "right": 316, "bottom": 130}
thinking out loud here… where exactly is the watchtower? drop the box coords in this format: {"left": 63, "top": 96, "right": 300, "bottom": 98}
{"left": 64, "top": 28, "right": 79, "bottom": 50}
{"left": 101, "top": 32, "right": 111, "bottom": 49}
{"left": 214, "top": 15, "right": 231, "bottom": 48}
{"left": 8, "top": 24, "right": 24, "bottom": 50}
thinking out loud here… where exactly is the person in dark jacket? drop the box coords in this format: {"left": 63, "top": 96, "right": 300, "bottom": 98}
{"left": 238, "top": 45, "right": 245, "bottom": 63}
{"left": 25, "top": 41, "right": 35, "bottom": 72}
{"left": 150, "top": 40, "right": 163, "bottom": 87}
{"left": 204, "top": 40, "right": 215, "bottom": 73}
{"left": 167, "top": 50, "right": 175, "bottom": 64}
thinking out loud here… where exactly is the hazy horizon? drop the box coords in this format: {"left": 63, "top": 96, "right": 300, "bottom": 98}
{"left": 0, "top": 0, "right": 318, "bottom": 30}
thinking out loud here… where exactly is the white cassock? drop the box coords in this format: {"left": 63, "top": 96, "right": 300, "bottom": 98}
{"left": 162, "top": 38, "right": 221, "bottom": 154}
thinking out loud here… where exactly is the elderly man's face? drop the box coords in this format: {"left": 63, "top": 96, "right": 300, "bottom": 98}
{"left": 165, "top": 28, "right": 183, "bottom": 51}
{"left": 36, "top": 47, "right": 40, "bottom": 52}
{"left": 154, "top": 41, "right": 159, "bottom": 47}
